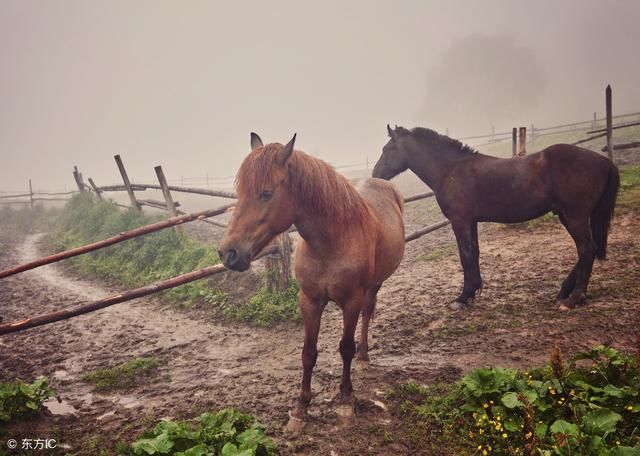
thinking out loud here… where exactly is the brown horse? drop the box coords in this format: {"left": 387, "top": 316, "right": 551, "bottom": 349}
{"left": 218, "top": 133, "right": 405, "bottom": 424}
{"left": 373, "top": 125, "right": 619, "bottom": 310}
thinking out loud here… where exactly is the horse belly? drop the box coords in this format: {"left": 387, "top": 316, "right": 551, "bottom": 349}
{"left": 358, "top": 179, "right": 405, "bottom": 283}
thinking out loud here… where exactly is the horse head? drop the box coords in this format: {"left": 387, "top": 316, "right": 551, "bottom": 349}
{"left": 372, "top": 124, "right": 410, "bottom": 180}
{"left": 218, "top": 133, "right": 298, "bottom": 271}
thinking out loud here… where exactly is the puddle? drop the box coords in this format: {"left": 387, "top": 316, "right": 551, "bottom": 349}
{"left": 44, "top": 398, "right": 77, "bottom": 415}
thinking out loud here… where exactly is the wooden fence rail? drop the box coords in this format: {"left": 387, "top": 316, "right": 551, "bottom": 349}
{"left": 0, "top": 203, "right": 234, "bottom": 280}
{"left": 0, "top": 245, "right": 279, "bottom": 336}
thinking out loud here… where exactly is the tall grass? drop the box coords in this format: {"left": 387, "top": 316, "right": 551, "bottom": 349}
{"left": 54, "top": 194, "right": 225, "bottom": 307}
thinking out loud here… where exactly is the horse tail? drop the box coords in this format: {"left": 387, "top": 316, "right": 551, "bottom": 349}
{"left": 591, "top": 161, "right": 620, "bottom": 260}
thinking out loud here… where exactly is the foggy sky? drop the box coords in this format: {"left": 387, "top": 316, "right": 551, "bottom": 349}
{"left": 1, "top": 0, "right": 639, "bottom": 192}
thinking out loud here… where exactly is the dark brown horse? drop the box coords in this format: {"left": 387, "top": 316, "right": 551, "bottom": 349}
{"left": 373, "top": 125, "right": 619, "bottom": 310}
{"left": 219, "top": 133, "right": 405, "bottom": 426}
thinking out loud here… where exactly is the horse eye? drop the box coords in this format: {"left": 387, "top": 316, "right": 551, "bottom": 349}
{"left": 260, "top": 190, "right": 273, "bottom": 201}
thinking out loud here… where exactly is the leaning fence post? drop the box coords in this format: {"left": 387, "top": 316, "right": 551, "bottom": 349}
{"left": 88, "top": 178, "right": 103, "bottom": 200}
{"left": 114, "top": 155, "right": 141, "bottom": 212}
{"left": 512, "top": 128, "right": 517, "bottom": 157}
{"left": 72, "top": 166, "right": 85, "bottom": 192}
{"left": 154, "top": 166, "right": 178, "bottom": 217}
{"left": 606, "top": 85, "right": 614, "bottom": 162}
{"left": 518, "top": 127, "right": 527, "bottom": 156}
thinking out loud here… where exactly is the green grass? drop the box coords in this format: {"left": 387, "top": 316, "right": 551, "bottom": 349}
{"left": 618, "top": 164, "right": 640, "bottom": 213}
{"left": 54, "top": 194, "right": 225, "bottom": 308}
{"left": 83, "top": 357, "right": 160, "bottom": 391}
{"left": 386, "top": 345, "right": 640, "bottom": 455}
{"left": 223, "top": 280, "right": 300, "bottom": 326}
{"left": 416, "top": 243, "right": 457, "bottom": 262}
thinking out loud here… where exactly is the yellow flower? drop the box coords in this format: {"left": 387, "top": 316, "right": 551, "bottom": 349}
{"left": 496, "top": 415, "right": 501, "bottom": 421}
{"left": 502, "top": 433, "right": 508, "bottom": 438}
{"left": 616, "top": 440, "right": 621, "bottom": 445}
{"left": 483, "top": 450, "right": 488, "bottom": 456}
{"left": 525, "top": 432, "right": 533, "bottom": 440}
{"left": 490, "top": 400, "right": 494, "bottom": 405}
{"left": 626, "top": 405, "right": 634, "bottom": 411}
{"left": 483, "top": 403, "right": 489, "bottom": 408}
{"left": 478, "top": 445, "right": 483, "bottom": 450}
{"left": 479, "top": 429, "right": 484, "bottom": 435}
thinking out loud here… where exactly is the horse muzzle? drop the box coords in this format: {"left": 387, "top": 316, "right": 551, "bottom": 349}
{"left": 218, "top": 247, "right": 251, "bottom": 272}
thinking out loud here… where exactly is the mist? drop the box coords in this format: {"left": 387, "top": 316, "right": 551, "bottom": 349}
{"left": 1, "top": 0, "right": 639, "bottom": 192}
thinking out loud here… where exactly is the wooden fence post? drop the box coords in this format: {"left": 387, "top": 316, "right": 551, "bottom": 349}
{"left": 264, "top": 232, "right": 292, "bottom": 293}
{"left": 72, "top": 166, "right": 85, "bottom": 192}
{"left": 606, "top": 85, "right": 614, "bottom": 162}
{"left": 88, "top": 178, "right": 103, "bottom": 200}
{"left": 530, "top": 123, "right": 535, "bottom": 144}
{"left": 518, "top": 127, "right": 527, "bottom": 156}
{"left": 154, "top": 166, "right": 178, "bottom": 217}
{"left": 28, "top": 179, "right": 34, "bottom": 208}
{"left": 592, "top": 112, "right": 597, "bottom": 130}
{"left": 114, "top": 155, "right": 141, "bottom": 212}
{"left": 512, "top": 128, "right": 517, "bottom": 157}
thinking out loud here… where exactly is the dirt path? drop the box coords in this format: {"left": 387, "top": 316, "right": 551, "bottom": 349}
{"left": 1, "top": 205, "right": 639, "bottom": 454}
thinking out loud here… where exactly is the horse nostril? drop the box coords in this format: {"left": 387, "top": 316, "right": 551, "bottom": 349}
{"left": 225, "top": 248, "right": 238, "bottom": 264}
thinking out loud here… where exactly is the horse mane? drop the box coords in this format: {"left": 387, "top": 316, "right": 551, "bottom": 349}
{"left": 236, "top": 143, "right": 369, "bottom": 227}
{"left": 396, "top": 126, "right": 477, "bottom": 156}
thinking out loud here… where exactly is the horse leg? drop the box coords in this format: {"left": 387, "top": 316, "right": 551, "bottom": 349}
{"left": 452, "top": 221, "right": 481, "bottom": 307}
{"left": 290, "top": 291, "right": 325, "bottom": 423}
{"left": 356, "top": 285, "right": 380, "bottom": 363}
{"left": 558, "top": 216, "right": 596, "bottom": 310}
{"left": 470, "top": 222, "right": 483, "bottom": 297}
{"left": 336, "top": 294, "right": 362, "bottom": 418}
{"left": 557, "top": 213, "right": 578, "bottom": 299}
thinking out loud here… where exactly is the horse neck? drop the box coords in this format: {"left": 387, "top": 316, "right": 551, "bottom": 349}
{"left": 289, "top": 172, "right": 368, "bottom": 253}
{"left": 407, "top": 141, "right": 466, "bottom": 191}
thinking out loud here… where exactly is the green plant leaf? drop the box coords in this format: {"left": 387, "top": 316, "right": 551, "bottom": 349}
{"left": 550, "top": 419, "right": 579, "bottom": 436}
{"left": 535, "top": 422, "right": 548, "bottom": 437}
{"left": 501, "top": 392, "right": 523, "bottom": 409}
{"left": 582, "top": 409, "right": 622, "bottom": 435}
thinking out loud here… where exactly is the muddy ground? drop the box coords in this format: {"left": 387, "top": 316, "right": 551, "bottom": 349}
{"left": 1, "top": 170, "right": 639, "bottom": 455}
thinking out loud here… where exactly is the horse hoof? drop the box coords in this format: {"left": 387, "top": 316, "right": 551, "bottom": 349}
{"left": 354, "top": 358, "right": 370, "bottom": 371}
{"left": 449, "top": 301, "right": 467, "bottom": 311}
{"left": 557, "top": 299, "right": 574, "bottom": 311}
{"left": 336, "top": 403, "right": 354, "bottom": 421}
{"left": 285, "top": 411, "right": 306, "bottom": 433}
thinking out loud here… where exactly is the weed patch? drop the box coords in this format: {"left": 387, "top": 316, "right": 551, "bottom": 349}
{"left": 0, "top": 376, "right": 58, "bottom": 423}
{"left": 83, "top": 357, "right": 160, "bottom": 391}
{"left": 224, "top": 280, "right": 300, "bottom": 326}
{"left": 127, "top": 408, "right": 276, "bottom": 455}
{"left": 387, "top": 345, "right": 640, "bottom": 455}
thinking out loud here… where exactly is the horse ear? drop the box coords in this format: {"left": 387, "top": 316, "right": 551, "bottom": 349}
{"left": 277, "top": 133, "right": 296, "bottom": 165}
{"left": 387, "top": 124, "right": 398, "bottom": 141}
{"left": 250, "top": 132, "right": 263, "bottom": 150}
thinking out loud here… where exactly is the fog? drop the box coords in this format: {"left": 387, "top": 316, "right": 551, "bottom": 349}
{"left": 1, "top": 0, "right": 639, "bottom": 192}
